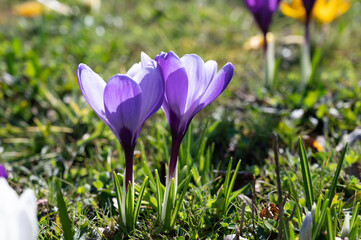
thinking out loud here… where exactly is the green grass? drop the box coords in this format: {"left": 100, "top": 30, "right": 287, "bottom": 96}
{"left": 1, "top": 0, "right": 361, "bottom": 239}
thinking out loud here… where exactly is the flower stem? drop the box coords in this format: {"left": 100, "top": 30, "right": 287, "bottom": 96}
{"left": 124, "top": 147, "right": 134, "bottom": 190}
{"left": 168, "top": 136, "right": 182, "bottom": 181}
{"left": 301, "top": 19, "right": 312, "bottom": 87}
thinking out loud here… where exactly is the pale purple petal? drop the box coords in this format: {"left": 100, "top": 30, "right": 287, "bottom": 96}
{"left": 180, "top": 54, "right": 207, "bottom": 110}
{"left": 140, "top": 52, "right": 156, "bottom": 68}
{"left": 133, "top": 67, "right": 164, "bottom": 122}
{"left": 198, "top": 62, "right": 234, "bottom": 109}
{"left": 77, "top": 64, "right": 107, "bottom": 120}
{"left": 103, "top": 75, "right": 142, "bottom": 141}
{"left": 204, "top": 60, "right": 218, "bottom": 83}
{"left": 157, "top": 51, "right": 189, "bottom": 116}
{"left": 127, "top": 63, "right": 142, "bottom": 78}
{"left": 77, "top": 64, "right": 120, "bottom": 138}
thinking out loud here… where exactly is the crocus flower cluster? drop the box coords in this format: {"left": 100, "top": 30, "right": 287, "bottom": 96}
{"left": 77, "top": 53, "right": 164, "bottom": 189}
{"left": 78, "top": 51, "right": 234, "bottom": 228}
{"left": 0, "top": 178, "right": 38, "bottom": 240}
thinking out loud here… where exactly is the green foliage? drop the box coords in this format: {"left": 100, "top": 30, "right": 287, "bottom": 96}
{"left": 298, "top": 137, "right": 314, "bottom": 210}
{"left": 0, "top": 0, "right": 360, "bottom": 239}
{"left": 55, "top": 180, "right": 74, "bottom": 240}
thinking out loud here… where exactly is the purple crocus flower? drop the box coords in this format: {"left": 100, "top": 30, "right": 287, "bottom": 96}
{"left": 243, "top": 0, "right": 281, "bottom": 39}
{"left": 77, "top": 52, "right": 164, "bottom": 188}
{"left": 0, "top": 164, "right": 7, "bottom": 179}
{"left": 156, "top": 51, "right": 234, "bottom": 180}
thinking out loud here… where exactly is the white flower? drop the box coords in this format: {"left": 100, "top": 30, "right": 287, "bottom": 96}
{"left": 0, "top": 178, "right": 38, "bottom": 240}
{"left": 299, "top": 212, "right": 313, "bottom": 240}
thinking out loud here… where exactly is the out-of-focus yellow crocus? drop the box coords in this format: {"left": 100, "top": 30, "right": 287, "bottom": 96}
{"left": 280, "top": 0, "right": 351, "bottom": 24}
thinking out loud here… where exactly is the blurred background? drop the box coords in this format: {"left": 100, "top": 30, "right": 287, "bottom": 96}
{"left": 0, "top": 0, "right": 360, "bottom": 180}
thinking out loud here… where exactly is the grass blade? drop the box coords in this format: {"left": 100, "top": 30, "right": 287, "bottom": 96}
{"left": 125, "top": 181, "right": 134, "bottom": 230}
{"left": 327, "top": 143, "right": 348, "bottom": 206}
{"left": 224, "top": 157, "right": 233, "bottom": 190}
{"left": 155, "top": 170, "right": 163, "bottom": 217}
{"left": 326, "top": 208, "right": 334, "bottom": 240}
{"left": 298, "top": 137, "right": 314, "bottom": 210}
{"left": 171, "top": 171, "right": 192, "bottom": 227}
{"left": 223, "top": 159, "right": 241, "bottom": 215}
{"left": 313, "top": 199, "right": 329, "bottom": 240}
{"left": 55, "top": 181, "right": 74, "bottom": 240}
{"left": 133, "top": 176, "right": 148, "bottom": 226}
{"left": 113, "top": 172, "right": 123, "bottom": 216}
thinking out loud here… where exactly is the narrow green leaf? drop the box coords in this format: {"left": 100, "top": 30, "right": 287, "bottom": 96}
{"left": 350, "top": 202, "right": 359, "bottom": 229}
{"left": 113, "top": 172, "right": 122, "bottom": 217}
{"left": 282, "top": 218, "right": 290, "bottom": 240}
{"left": 326, "top": 208, "right": 334, "bottom": 240}
{"left": 313, "top": 199, "right": 329, "bottom": 240}
{"left": 314, "top": 195, "right": 322, "bottom": 228}
{"left": 155, "top": 170, "right": 163, "bottom": 217}
{"left": 349, "top": 213, "right": 359, "bottom": 240}
{"left": 125, "top": 181, "right": 134, "bottom": 230}
{"left": 328, "top": 143, "right": 348, "bottom": 206}
{"left": 133, "top": 176, "right": 148, "bottom": 226}
{"left": 289, "top": 220, "right": 295, "bottom": 240}
{"left": 55, "top": 181, "right": 74, "bottom": 240}
{"left": 224, "top": 159, "right": 241, "bottom": 214}
{"left": 164, "top": 178, "right": 175, "bottom": 228}
{"left": 142, "top": 160, "right": 156, "bottom": 193}
{"left": 229, "top": 184, "right": 249, "bottom": 202}
{"left": 224, "top": 157, "right": 233, "bottom": 190}
{"left": 171, "top": 171, "right": 192, "bottom": 227}
{"left": 195, "top": 120, "right": 209, "bottom": 161}
{"left": 298, "top": 137, "right": 314, "bottom": 210}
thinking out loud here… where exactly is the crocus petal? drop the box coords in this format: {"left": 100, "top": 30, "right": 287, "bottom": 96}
{"left": 299, "top": 212, "right": 313, "bottom": 240}
{"left": 0, "top": 179, "right": 38, "bottom": 240}
{"left": 77, "top": 64, "right": 107, "bottom": 119}
{"left": 127, "top": 63, "right": 142, "bottom": 78}
{"left": 157, "top": 51, "right": 189, "bottom": 116}
{"left": 204, "top": 60, "right": 218, "bottom": 82}
{"left": 244, "top": 0, "right": 281, "bottom": 34}
{"left": 103, "top": 74, "right": 142, "bottom": 144}
{"left": 77, "top": 64, "right": 121, "bottom": 137}
{"left": 141, "top": 51, "right": 156, "bottom": 68}
{"left": 180, "top": 54, "right": 207, "bottom": 110}
{"left": 0, "top": 164, "right": 7, "bottom": 179}
{"left": 198, "top": 63, "right": 234, "bottom": 109}
{"left": 18, "top": 189, "right": 38, "bottom": 240}
{"left": 133, "top": 67, "right": 164, "bottom": 122}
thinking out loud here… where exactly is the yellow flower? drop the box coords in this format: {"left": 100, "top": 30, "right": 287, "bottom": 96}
{"left": 12, "top": 0, "right": 71, "bottom": 18}
{"left": 280, "top": 0, "right": 306, "bottom": 22}
{"left": 312, "top": 0, "right": 351, "bottom": 24}
{"left": 12, "top": 1, "right": 45, "bottom": 17}
{"left": 280, "top": 0, "right": 351, "bottom": 24}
